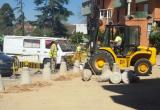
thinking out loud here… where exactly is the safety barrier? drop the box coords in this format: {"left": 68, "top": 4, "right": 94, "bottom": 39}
{"left": 12, "top": 55, "right": 41, "bottom": 75}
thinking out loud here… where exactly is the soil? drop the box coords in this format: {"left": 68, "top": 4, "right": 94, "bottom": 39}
{"left": 0, "top": 56, "right": 160, "bottom": 110}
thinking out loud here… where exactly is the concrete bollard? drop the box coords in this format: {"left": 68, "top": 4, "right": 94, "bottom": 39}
{"left": 81, "top": 69, "right": 92, "bottom": 81}
{"left": 110, "top": 63, "right": 122, "bottom": 84}
{"left": 59, "top": 61, "right": 67, "bottom": 76}
{"left": 121, "top": 70, "right": 140, "bottom": 84}
{"left": 79, "top": 63, "right": 85, "bottom": 71}
{"left": 112, "top": 63, "right": 121, "bottom": 73}
{"left": 20, "top": 67, "right": 31, "bottom": 85}
{"left": 0, "top": 74, "right": 5, "bottom": 92}
{"left": 98, "top": 63, "right": 112, "bottom": 82}
{"left": 110, "top": 72, "right": 122, "bottom": 84}
{"left": 121, "top": 70, "right": 132, "bottom": 84}
{"left": 72, "top": 60, "right": 80, "bottom": 74}
{"left": 42, "top": 63, "right": 51, "bottom": 80}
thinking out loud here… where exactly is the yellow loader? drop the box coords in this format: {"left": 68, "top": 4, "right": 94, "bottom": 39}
{"left": 87, "top": 25, "right": 157, "bottom": 76}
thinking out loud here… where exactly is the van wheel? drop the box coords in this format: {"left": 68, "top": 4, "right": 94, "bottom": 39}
{"left": 12, "top": 56, "right": 20, "bottom": 71}
{"left": 43, "top": 59, "right": 51, "bottom": 67}
{"left": 134, "top": 58, "right": 152, "bottom": 76}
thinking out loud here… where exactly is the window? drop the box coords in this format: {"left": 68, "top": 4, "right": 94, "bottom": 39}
{"left": 144, "top": 4, "right": 148, "bottom": 13}
{"left": 24, "top": 39, "right": 40, "bottom": 48}
{"left": 100, "top": 9, "right": 112, "bottom": 19}
{"left": 58, "top": 40, "right": 74, "bottom": 52}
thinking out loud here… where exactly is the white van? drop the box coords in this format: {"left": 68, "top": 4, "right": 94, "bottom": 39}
{"left": 3, "top": 35, "right": 75, "bottom": 67}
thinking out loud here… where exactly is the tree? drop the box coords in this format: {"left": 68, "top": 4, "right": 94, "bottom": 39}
{"left": 34, "top": 0, "right": 73, "bottom": 37}
{"left": 0, "top": 3, "right": 15, "bottom": 35}
{"left": 31, "top": 27, "right": 53, "bottom": 37}
{"left": 69, "top": 32, "right": 84, "bottom": 44}
{"left": 149, "top": 31, "right": 160, "bottom": 54}
{"left": 15, "top": 0, "right": 25, "bottom": 35}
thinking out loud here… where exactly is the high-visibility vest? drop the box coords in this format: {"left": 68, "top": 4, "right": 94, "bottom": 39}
{"left": 114, "top": 36, "right": 122, "bottom": 46}
{"left": 76, "top": 45, "right": 81, "bottom": 53}
{"left": 49, "top": 43, "right": 57, "bottom": 58}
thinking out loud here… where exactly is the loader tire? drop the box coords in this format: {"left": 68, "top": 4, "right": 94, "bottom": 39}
{"left": 90, "top": 51, "right": 114, "bottom": 75}
{"left": 134, "top": 58, "right": 152, "bottom": 76}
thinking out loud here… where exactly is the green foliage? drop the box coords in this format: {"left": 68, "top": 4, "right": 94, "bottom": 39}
{"left": 0, "top": 33, "right": 4, "bottom": 44}
{"left": 31, "top": 27, "right": 43, "bottom": 36}
{"left": 31, "top": 27, "right": 53, "bottom": 37}
{"left": 149, "top": 31, "right": 160, "bottom": 45}
{"left": 14, "top": 28, "right": 26, "bottom": 36}
{"left": 149, "top": 31, "right": 160, "bottom": 54}
{"left": 69, "top": 32, "right": 84, "bottom": 44}
{"left": 34, "top": 0, "right": 73, "bottom": 37}
{"left": 43, "top": 28, "right": 53, "bottom": 37}
{"left": 0, "top": 3, "right": 15, "bottom": 35}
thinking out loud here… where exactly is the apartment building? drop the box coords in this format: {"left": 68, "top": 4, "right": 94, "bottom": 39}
{"left": 82, "top": 0, "right": 160, "bottom": 46}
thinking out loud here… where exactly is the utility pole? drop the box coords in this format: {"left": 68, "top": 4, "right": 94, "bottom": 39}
{"left": 20, "top": 0, "right": 25, "bottom": 36}
{"left": 16, "top": 0, "right": 25, "bottom": 36}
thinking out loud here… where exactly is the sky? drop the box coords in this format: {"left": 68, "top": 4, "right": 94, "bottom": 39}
{"left": 0, "top": 0, "right": 84, "bottom": 24}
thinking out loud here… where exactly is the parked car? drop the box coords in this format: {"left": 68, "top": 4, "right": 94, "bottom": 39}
{"left": 0, "top": 52, "right": 13, "bottom": 77}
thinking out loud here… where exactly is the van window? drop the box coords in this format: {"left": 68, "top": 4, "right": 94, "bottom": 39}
{"left": 58, "top": 40, "right": 74, "bottom": 52}
{"left": 24, "top": 39, "right": 40, "bottom": 48}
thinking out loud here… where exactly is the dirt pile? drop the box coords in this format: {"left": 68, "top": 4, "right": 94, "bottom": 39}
{"left": 54, "top": 71, "right": 81, "bottom": 81}
{"left": 4, "top": 81, "right": 52, "bottom": 93}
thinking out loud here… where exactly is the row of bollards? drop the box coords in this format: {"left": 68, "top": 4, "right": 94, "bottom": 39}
{"left": 0, "top": 60, "right": 139, "bottom": 93}
{"left": 82, "top": 63, "right": 139, "bottom": 84}
{"left": 0, "top": 63, "right": 52, "bottom": 93}
{"left": 0, "top": 60, "right": 82, "bottom": 93}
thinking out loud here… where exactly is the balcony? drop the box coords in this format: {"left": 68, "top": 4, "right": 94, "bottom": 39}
{"left": 100, "top": 9, "right": 112, "bottom": 19}
{"left": 81, "top": 0, "right": 92, "bottom": 16}
{"left": 135, "top": 0, "right": 149, "bottom": 3}
{"left": 134, "top": 11, "right": 148, "bottom": 18}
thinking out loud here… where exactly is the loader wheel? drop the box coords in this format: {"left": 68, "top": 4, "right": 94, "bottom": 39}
{"left": 90, "top": 51, "right": 114, "bottom": 75}
{"left": 134, "top": 58, "right": 152, "bottom": 76}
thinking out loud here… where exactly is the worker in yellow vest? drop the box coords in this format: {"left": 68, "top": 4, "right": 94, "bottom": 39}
{"left": 76, "top": 44, "right": 82, "bottom": 62}
{"left": 49, "top": 41, "right": 58, "bottom": 72}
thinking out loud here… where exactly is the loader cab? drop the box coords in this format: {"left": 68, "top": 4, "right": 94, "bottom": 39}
{"left": 102, "top": 25, "right": 140, "bottom": 56}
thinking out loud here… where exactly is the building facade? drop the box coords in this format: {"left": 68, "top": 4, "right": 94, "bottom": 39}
{"left": 82, "top": 0, "right": 160, "bottom": 46}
